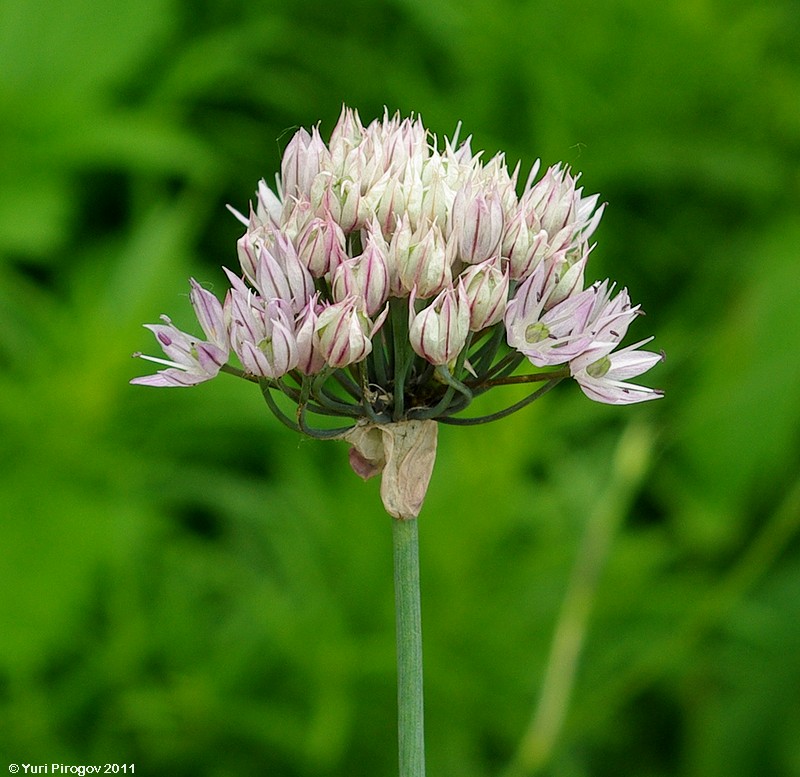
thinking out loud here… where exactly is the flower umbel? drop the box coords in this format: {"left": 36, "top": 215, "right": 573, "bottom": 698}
{"left": 133, "top": 107, "right": 664, "bottom": 513}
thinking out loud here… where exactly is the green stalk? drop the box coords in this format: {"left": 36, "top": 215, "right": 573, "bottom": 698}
{"left": 391, "top": 297, "right": 411, "bottom": 420}
{"left": 392, "top": 516, "right": 426, "bottom": 777}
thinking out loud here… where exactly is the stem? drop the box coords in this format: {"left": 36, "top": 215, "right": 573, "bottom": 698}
{"left": 392, "top": 517, "right": 426, "bottom": 777}
{"left": 439, "top": 378, "right": 564, "bottom": 425}
{"left": 392, "top": 297, "right": 411, "bottom": 421}
{"left": 220, "top": 363, "right": 259, "bottom": 382}
{"left": 258, "top": 380, "right": 302, "bottom": 432}
{"left": 473, "top": 368, "right": 570, "bottom": 390}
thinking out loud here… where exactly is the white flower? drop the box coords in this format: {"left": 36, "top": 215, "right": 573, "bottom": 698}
{"left": 570, "top": 340, "right": 665, "bottom": 405}
{"left": 132, "top": 280, "right": 229, "bottom": 387}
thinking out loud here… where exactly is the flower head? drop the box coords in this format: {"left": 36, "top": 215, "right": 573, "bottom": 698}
{"left": 133, "top": 106, "right": 662, "bottom": 437}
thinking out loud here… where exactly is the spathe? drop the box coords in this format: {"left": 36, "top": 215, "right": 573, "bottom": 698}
{"left": 339, "top": 420, "right": 438, "bottom": 519}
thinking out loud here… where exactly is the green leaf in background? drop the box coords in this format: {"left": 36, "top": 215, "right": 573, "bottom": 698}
{"left": 670, "top": 218, "right": 800, "bottom": 550}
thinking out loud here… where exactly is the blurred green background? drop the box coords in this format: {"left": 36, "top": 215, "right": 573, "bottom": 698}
{"left": 2, "top": 0, "right": 799, "bottom": 774}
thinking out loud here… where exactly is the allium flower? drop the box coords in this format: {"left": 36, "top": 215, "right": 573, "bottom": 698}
{"left": 296, "top": 212, "right": 348, "bottom": 278}
{"left": 132, "top": 107, "right": 663, "bottom": 515}
{"left": 570, "top": 339, "right": 665, "bottom": 404}
{"left": 451, "top": 177, "right": 505, "bottom": 264}
{"left": 460, "top": 256, "right": 509, "bottom": 331}
{"left": 132, "top": 279, "right": 228, "bottom": 387}
{"left": 225, "top": 270, "right": 298, "bottom": 379}
{"left": 315, "top": 296, "right": 385, "bottom": 369}
{"left": 294, "top": 295, "right": 326, "bottom": 376}
{"left": 247, "top": 231, "right": 314, "bottom": 315}
{"left": 396, "top": 220, "right": 454, "bottom": 298}
{"left": 331, "top": 219, "right": 391, "bottom": 316}
{"left": 503, "top": 256, "right": 594, "bottom": 365}
{"left": 281, "top": 126, "right": 329, "bottom": 201}
{"left": 408, "top": 282, "right": 470, "bottom": 366}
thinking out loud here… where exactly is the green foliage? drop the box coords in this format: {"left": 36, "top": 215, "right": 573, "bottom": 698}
{"left": 1, "top": 0, "right": 799, "bottom": 774}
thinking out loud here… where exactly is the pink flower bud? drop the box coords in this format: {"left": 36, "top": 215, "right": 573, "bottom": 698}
{"left": 451, "top": 179, "right": 505, "bottom": 264}
{"left": 236, "top": 228, "right": 262, "bottom": 283}
{"left": 280, "top": 195, "right": 315, "bottom": 243}
{"left": 331, "top": 257, "right": 357, "bottom": 304}
{"left": 281, "top": 126, "right": 330, "bottom": 201}
{"left": 357, "top": 225, "right": 391, "bottom": 314}
{"left": 387, "top": 214, "right": 413, "bottom": 295}
{"left": 315, "top": 297, "right": 375, "bottom": 369}
{"left": 329, "top": 106, "right": 365, "bottom": 172}
{"left": 373, "top": 174, "right": 407, "bottom": 234}
{"left": 225, "top": 282, "right": 298, "bottom": 379}
{"left": 459, "top": 257, "right": 509, "bottom": 331}
{"left": 295, "top": 295, "right": 326, "bottom": 375}
{"left": 296, "top": 212, "right": 348, "bottom": 277}
{"left": 480, "top": 153, "right": 520, "bottom": 219}
{"left": 418, "top": 159, "right": 452, "bottom": 228}
{"left": 313, "top": 175, "right": 365, "bottom": 234}
{"left": 332, "top": 178, "right": 364, "bottom": 233}
{"left": 502, "top": 207, "right": 549, "bottom": 281}
{"left": 331, "top": 223, "right": 390, "bottom": 316}
{"left": 408, "top": 281, "right": 470, "bottom": 365}
{"left": 397, "top": 221, "right": 454, "bottom": 299}
{"left": 379, "top": 113, "right": 429, "bottom": 175}
{"left": 520, "top": 164, "right": 605, "bottom": 257}
{"left": 254, "top": 232, "right": 314, "bottom": 315}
